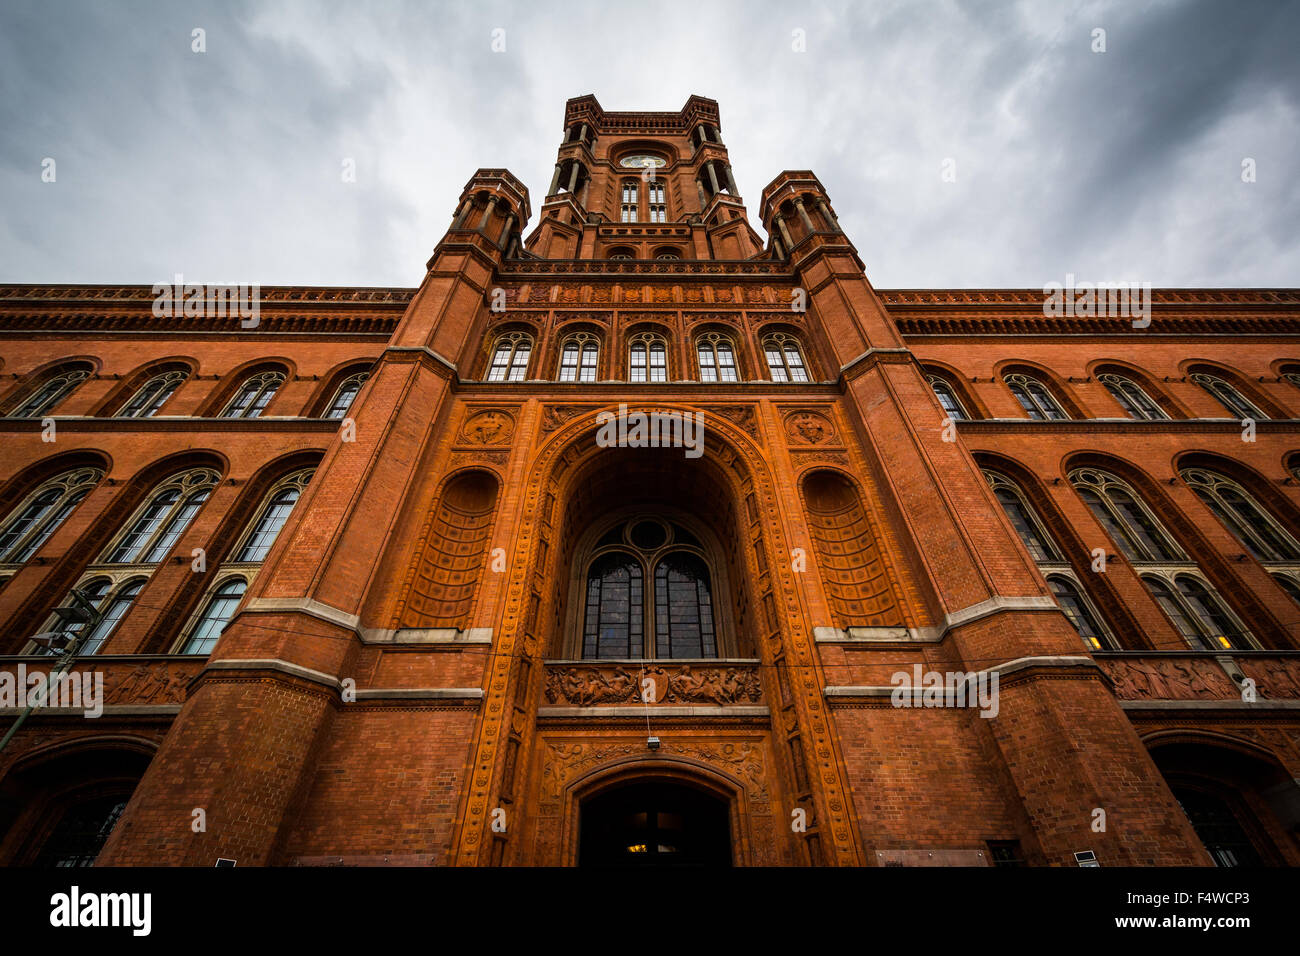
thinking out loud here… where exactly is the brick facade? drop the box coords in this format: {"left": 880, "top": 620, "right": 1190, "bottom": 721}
{"left": 1, "top": 95, "right": 1297, "bottom": 867}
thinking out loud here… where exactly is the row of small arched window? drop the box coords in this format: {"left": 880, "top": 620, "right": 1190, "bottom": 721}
{"left": 487, "top": 330, "right": 810, "bottom": 383}
{"left": 985, "top": 465, "right": 1300, "bottom": 652}
{"left": 1, "top": 365, "right": 371, "bottom": 421}
{"left": 0, "top": 465, "right": 313, "bottom": 655}
{"left": 929, "top": 368, "right": 1295, "bottom": 422}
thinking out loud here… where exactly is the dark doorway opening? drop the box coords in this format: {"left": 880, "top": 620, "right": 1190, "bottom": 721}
{"left": 579, "top": 781, "right": 731, "bottom": 866}
{"left": 1171, "top": 786, "right": 1264, "bottom": 868}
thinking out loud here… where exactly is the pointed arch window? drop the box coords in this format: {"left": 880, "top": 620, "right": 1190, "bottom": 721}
{"left": 233, "top": 470, "right": 312, "bottom": 564}
{"left": 486, "top": 331, "right": 532, "bottom": 382}
{"left": 1070, "top": 468, "right": 1182, "bottom": 562}
{"left": 983, "top": 470, "right": 1060, "bottom": 562}
{"left": 579, "top": 518, "right": 720, "bottom": 660}
{"left": 1047, "top": 575, "right": 1113, "bottom": 650}
{"left": 697, "top": 332, "right": 738, "bottom": 383}
{"left": 13, "top": 368, "right": 91, "bottom": 419}
{"left": 1180, "top": 468, "right": 1300, "bottom": 562}
{"left": 221, "top": 370, "right": 285, "bottom": 419}
{"left": 621, "top": 180, "right": 639, "bottom": 223}
{"left": 38, "top": 578, "right": 144, "bottom": 656}
{"left": 1143, "top": 575, "right": 1254, "bottom": 651}
{"left": 629, "top": 332, "right": 667, "bottom": 383}
{"left": 179, "top": 578, "right": 247, "bottom": 655}
{"left": 1099, "top": 372, "right": 1167, "bottom": 421}
{"left": 763, "top": 333, "right": 809, "bottom": 382}
{"left": 0, "top": 468, "right": 103, "bottom": 565}
{"left": 1004, "top": 372, "right": 1067, "bottom": 420}
{"left": 106, "top": 469, "right": 218, "bottom": 565}
{"left": 325, "top": 371, "right": 370, "bottom": 419}
{"left": 1191, "top": 372, "right": 1264, "bottom": 420}
{"left": 558, "top": 333, "right": 600, "bottom": 383}
{"left": 928, "top": 376, "right": 968, "bottom": 421}
{"left": 117, "top": 369, "right": 187, "bottom": 418}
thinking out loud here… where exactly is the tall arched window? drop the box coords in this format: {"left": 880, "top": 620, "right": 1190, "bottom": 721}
{"left": 648, "top": 180, "right": 667, "bottom": 223}
{"left": 1070, "top": 468, "right": 1182, "bottom": 562}
{"left": 12, "top": 367, "right": 91, "bottom": 419}
{"left": 697, "top": 332, "right": 738, "bottom": 383}
{"left": 117, "top": 369, "right": 187, "bottom": 418}
{"left": 629, "top": 332, "right": 667, "bottom": 383}
{"left": 179, "top": 578, "right": 247, "bottom": 655}
{"left": 232, "top": 470, "right": 312, "bottom": 563}
{"left": 221, "top": 370, "right": 285, "bottom": 419}
{"left": 983, "top": 470, "right": 1059, "bottom": 562}
{"left": 106, "top": 469, "right": 219, "bottom": 565}
{"left": 763, "top": 333, "right": 809, "bottom": 382}
{"left": 1004, "top": 372, "right": 1068, "bottom": 420}
{"left": 38, "top": 578, "right": 144, "bottom": 656}
{"left": 1191, "top": 372, "right": 1264, "bottom": 420}
{"left": 486, "top": 331, "right": 532, "bottom": 382}
{"left": 928, "top": 376, "right": 968, "bottom": 421}
{"left": 1143, "top": 575, "right": 1254, "bottom": 651}
{"left": 1181, "top": 468, "right": 1300, "bottom": 562}
{"left": 620, "top": 180, "right": 639, "bottom": 222}
{"left": 1048, "top": 575, "right": 1113, "bottom": 650}
{"left": 0, "top": 468, "right": 103, "bottom": 565}
{"left": 324, "top": 370, "right": 369, "bottom": 419}
{"left": 557, "top": 333, "right": 600, "bottom": 383}
{"left": 1099, "top": 372, "right": 1167, "bottom": 421}
{"left": 580, "top": 518, "right": 719, "bottom": 660}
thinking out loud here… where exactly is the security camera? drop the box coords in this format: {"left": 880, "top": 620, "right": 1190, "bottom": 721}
{"left": 646, "top": 736, "right": 660, "bottom": 751}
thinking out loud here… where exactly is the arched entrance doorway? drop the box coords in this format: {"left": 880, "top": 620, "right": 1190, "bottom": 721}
{"left": 578, "top": 780, "right": 732, "bottom": 866}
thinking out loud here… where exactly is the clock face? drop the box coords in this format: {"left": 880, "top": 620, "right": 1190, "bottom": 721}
{"left": 620, "top": 154, "right": 666, "bottom": 169}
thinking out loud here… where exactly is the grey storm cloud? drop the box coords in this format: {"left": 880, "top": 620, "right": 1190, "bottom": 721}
{"left": 0, "top": 0, "right": 1296, "bottom": 288}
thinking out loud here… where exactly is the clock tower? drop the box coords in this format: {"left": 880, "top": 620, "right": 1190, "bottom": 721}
{"left": 525, "top": 94, "right": 769, "bottom": 260}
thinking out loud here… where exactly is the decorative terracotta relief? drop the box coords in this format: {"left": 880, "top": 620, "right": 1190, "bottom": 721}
{"left": 1100, "top": 656, "right": 1239, "bottom": 700}
{"left": 541, "top": 739, "right": 769, "bottom": 802}
{"left": 459, "top": 409, "right": 514, "bottom": 445}
{"left": 1237, "top": 656, "right": 1300, "bottom": 699}
{"left": 543, "top": 662, "right": 762, "bottom": 707}
{"left": 540, "top": 405, "right": 598, "bottom": 433}
{"left": 705, "top": 405, "right": 758, "bottom": 438}
{"left": 784, "top": 410, "right": 836, "bottom": 445}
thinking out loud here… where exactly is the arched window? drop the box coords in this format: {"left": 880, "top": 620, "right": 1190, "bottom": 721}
{"left": 39, "top": 578, "right": 144, "bottom": 656}
{"left": 928, "top": 375, "right": 968, "bottom": 421}
{"left": 486, "top": 331, "right": 532, "bottom": 382}
{"left": 13, "top": 367, "right": 91, "bottom": 419}
{"left": 654, "top": 552, "right": 716, "bottom": 658}
{"left": 1143, "top": 575, "right": 1254, "bottom": 650}
{"left": 1048, "top": 575, "right": 1112, "bottom": 650}
{"left": 583, "top": 552, "right": 644, "bottom": 659}
{"left": 1180, "top": 468, "right": 1300, "bottom": 561}
{"left": 648, "top": 180, "right": 667, "bottom": 223}
{"left": 233, "top": 470, "right": 312, "bottom": 563}
{"left": 221, "top": 370, "right": 285, "bottom": 419}
{"left": 0, "top": 468, "right": 103, "bottom": 564}
{"left": 580, "top": 518, "right": 720, "bottom": 660}
{"left": 654, "top": 249, "right": 680, "bottom": 260}
{"left": 179, "top": 578, "right": 247, "bottom": 655}
{"left": 1004, "top": 372, "right": 1067, "bottom": 420}
{"left": 697, "top": 332, "right": 738, "bottom": 383}
{"left": 324, "top": 370, "right": 369, "bottom": 420}
{"left": 1191, "top": 372, "right": 1264, "bottom": 420}
{"left": 1099, "top": 372, "right": 1167, "bottom": 421}
{"left": 1274, "top": 574, "right": 1300, "bottom": 606}
{"left": 117, "top": 369, "right": 187, "bottom": 419}
{"left": 105, "top": 469, "right": 218, "bottom": 564}
{"left": 558, "top": 333, "right": 600, "bottom": 383}
{"left": 621, "top": 180, "right": 639, "bottom": 223}
{"left": 629, "top": 332, "right": 667, "bottom": 383}
{"left": 763, "top": 333, "right": 809, "bottom": 382}
{"left": 1070, "top": 468, "right": 1182, "bottom": 562}
{"left": 1281, "top": 365, "right": 1300, "bottom": 391}
{"left": 982, "top": 470, "right": 1059, "bottom": 562}
{"left": 608, "top": 247, "right": 635, "bottom": 261}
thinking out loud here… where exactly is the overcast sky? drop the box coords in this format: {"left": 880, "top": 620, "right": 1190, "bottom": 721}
{"left": 0, "top": 0, "right": 1296, "bottom": 289}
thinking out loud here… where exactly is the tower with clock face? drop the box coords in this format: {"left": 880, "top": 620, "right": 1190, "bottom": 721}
{"left": 528, "top": 94, "right": 764, "bottom": 260}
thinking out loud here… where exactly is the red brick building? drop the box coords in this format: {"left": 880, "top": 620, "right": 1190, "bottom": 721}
{"left": 1, "top": 95, "right": 1297, "bottom": 867}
